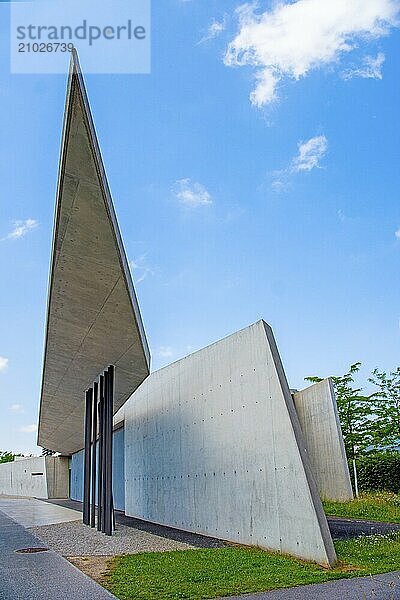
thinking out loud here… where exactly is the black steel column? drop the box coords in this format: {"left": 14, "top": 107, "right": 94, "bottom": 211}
{"left": 97, "top": 375, "right": 104, "bottom": 532}
{"left": 83, "top": 388, "right": 93, "bottom": 526}
{"left": 104, "top": 367, "right": 114, "bottom": 535}
{"left": 90, "top": 381, "right": 98, "bottom": 528}
{"left": 108, "top": 365, "right": 115, "bottom": 534}
{"left": 102, "top": 372, "right": 107, "bottom": 533}
{"left": 85, "top": 367, "right": 114, "bottom": 535}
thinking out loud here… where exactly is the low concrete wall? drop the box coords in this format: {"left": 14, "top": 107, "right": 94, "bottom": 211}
{"left": 124, "top": 320, "right": 336, "bottom": 566}
{"left": 0, "top": 456, "right": 69, "bottom": 499}
{"left": 293, "top": 379, "right": 353, "bottom": 501}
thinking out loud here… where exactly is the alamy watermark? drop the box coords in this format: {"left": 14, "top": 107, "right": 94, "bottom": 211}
{"left": 10, "top": 0, "right": 151, "bottom": 74}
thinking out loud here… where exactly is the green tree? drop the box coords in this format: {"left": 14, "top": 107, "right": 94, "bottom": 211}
{"left": 0, "top": 451, "right": 15, "bottom": 464}
{"left": 306, "top": 362, "right": 374, "bottom": 460}
{"left": 368, "top": 367, "right": 400, "bottom": 451}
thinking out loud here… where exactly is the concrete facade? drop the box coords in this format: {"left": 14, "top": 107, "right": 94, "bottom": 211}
{"left": 123, "top": 320, "right": 336, "bottom": 566}
{"left": 293, "top": 379, "right": 353, "bottom": 501}
{"left": 38, "top": 51, "right": 150, "bottom": 455}
{"left": 0, "top": 456, "right": 69, "bottom": 499}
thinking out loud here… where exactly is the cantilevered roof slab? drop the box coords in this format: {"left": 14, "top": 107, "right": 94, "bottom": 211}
{"left": 38, "top": 51, "right": 150, "bottom": 455}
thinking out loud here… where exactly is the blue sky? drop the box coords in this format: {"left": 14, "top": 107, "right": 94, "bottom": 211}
{"left": 0, "top": 0, "right": 399, "bottom": 454}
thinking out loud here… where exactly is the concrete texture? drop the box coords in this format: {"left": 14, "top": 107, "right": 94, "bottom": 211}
{"left": 219, "top": 572, "right": 400, "bottom": 599}
{"left": 71, "top": 427, "right": 125, "bottom": 511}
{"left": 0, "top": 509, "right": 115, "bottom": 600}
{"left": 38, "top": 50, "right": 150, "bottom": 455}
{"left": 0, "top": 456, "right": 69, "bottom": 499}
{"left": 124, "top": 320, "right": 336, "bottom": 566}
{"left": 293, "top": 379, "right": 353, "bottom": 501}
{"left": 30, "top": 519, "right": 194, "bottom": 556}
{"left": 0, "top": 497, "right": 81, "bottom": 528}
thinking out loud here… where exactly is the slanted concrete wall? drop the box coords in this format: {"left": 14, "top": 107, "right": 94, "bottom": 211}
{"left": 124, "top": 320, "right": 336, "bottom": 566}
{"left": 293, "top": 379, "right": 353, "bottom": 501}
{"left": 0, "top": 456, "right": 69, "bottom": 499}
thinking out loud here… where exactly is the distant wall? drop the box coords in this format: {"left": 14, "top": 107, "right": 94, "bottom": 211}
{"left": 0, "top": 456, "right": 69, "bottom": 499}
{"left": 70, "top": 427, "right": 125, "bottom": 511}
{"left": 293, "top": 379, "right": 353, "bottom": 501}
{"left": 124, "top": 321, "right": 336, "bottom": 566}
{"left": 46, "top": 456, "right": 69, "bottom": 498}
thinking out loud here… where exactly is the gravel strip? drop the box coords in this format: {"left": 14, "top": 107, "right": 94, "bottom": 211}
{"left": 29, "top": 519, "right": 195, "bottom": 556}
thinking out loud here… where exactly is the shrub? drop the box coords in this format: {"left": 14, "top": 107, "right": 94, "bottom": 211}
{"left": 351, "top": 453, "right": 400, "bottom": 493}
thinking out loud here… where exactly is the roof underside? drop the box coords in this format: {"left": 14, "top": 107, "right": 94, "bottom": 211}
{"left": 38, "top": 52, "right": 150, "bottom": 455}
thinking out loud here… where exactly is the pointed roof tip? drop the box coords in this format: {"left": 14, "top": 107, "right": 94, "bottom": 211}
{"left": 69, "top": 46, "right": 82, "bottom": 76}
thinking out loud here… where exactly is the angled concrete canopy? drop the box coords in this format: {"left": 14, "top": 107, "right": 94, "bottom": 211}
{"left": 38, "top": 51, "right": 150, "bottom": 455}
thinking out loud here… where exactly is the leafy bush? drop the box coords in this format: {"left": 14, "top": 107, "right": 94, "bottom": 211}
{"left": 0, "top": 451, "right": 15, "bottom": 464}
{"left": 351, "top": 453, "right": 400, "bottom": 493}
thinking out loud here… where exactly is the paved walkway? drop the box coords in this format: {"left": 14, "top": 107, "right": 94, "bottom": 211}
{"left": 0, "top": 509, "right": 115, "bottom": 600}
{"left": 221, "top": 572, "right": 400, "bottom": 599}
{"left": 327, "top": 515, "right": 400, "bottom": 540}
{"left": 0, "top": 496, "right": 81, "bottom": 527}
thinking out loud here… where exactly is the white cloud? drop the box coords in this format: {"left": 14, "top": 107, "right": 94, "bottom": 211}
{"left": 395, "top": 228, "right": 400, "bottom": 239}
{"left": 158, "top": 346, "right": 174, "bottom": 358}
{"left": 271, "top": 170, "right": 290, "bottom": 193}
{"left": 292, "top": 135, "right": 328, "bottom": 172}
{"left": 129, "top": 255, "right": 154, "bottom": 284}
{"left": 0, "top": 356, "right": 9, "bottom": 372}
{"left": 224, "top": 0, "right": 399, "bottom": 107}
{"left": 174, "top": 179, "right": 213, "bottom": 207}
{"left": 199, "top": 15, "right": 227, "bottom": 44}
{"left": 342, "top": 52, "right": 385, "bottom": 79}
{"left": 9, "top": 404, "right": 24, "bottom": 413}
{"left": 271, "top": 135, "right": 328, "bottom": 190}
{"left": 19, "top": 424, "right": 37, "bottom": 433}
{"left": 3, "top": 218, "right": 38, "bottom": 240}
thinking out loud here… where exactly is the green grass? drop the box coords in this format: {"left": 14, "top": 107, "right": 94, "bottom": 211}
{"left": 323, "top": 491, "right": 400, "bottom": 523}
{"left": 105, "top": 532, "right": 400, "bottom": 600}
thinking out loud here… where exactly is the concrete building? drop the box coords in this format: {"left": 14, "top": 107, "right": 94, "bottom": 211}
{"left": 0, "top": 456, "right": 68, "bottom": 499}
{"left": 0, "top": 51, "right": 353, "bottom": 566}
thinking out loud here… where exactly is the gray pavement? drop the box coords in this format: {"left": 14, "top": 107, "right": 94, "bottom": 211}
{"left": 0, "top": 509, "right": 115, "bottom": 600}
{"left": 220, "top": 572, "right": 400, "bottom": 599}
{"left": 327, "top": 515, "right": 400, "bottom": 540}
{"left": 0, "top": 496, "right": 81, "bottom": 527}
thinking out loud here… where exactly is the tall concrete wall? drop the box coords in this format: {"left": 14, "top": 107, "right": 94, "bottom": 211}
{"left": 124, "top": 320, "right": 336, "bottom": 566}
{"left": 293, "top": 379, "right": 353, "bottom": 501}
{"left": 0, "top": 456, "right": 69, "bottom": 499}
{"left": 70, "top": 427, "right": 125, "bottom": 511}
